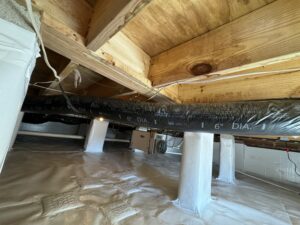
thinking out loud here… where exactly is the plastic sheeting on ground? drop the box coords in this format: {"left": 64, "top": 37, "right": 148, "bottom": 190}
{"left": 0, "top": 140, "right": 299, "bottom": 225}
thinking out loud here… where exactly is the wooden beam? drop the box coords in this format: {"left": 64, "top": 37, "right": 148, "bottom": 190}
{"left": 83, "top": 79, "right": 131, "bottom": 98}
{"left": 177, "top": 54, "right": 300, "bottom": 85}
{"left": 178, "top": 70, "right": 300, "bottom": 103}
{"left": 24, "top": 0, "right": 93, "bottom": 37}
{"left": 235, "top": 137, "right": 300, "bottom": 153}
{"left": 236, "top": 135, "right": 300, "bottom": 142}
{"left": 123, "top": 0, "right": 275, "bottom": 57}
{"left": 40, "top": 14, "right": 176, "bottom": 102}
{"left": 149, "top": 0, "right": 300, "bottom": 86}
{"left": 97, "top": 31, "right": 151, "bottom": 82}
{"left": 17, "top": 0, "right": 176, "bottom": 102}
{"left": 43, "top": 62, "right": 78, "bottom": 95}
{"left": 86, "top": 0, "right": 151, "bottom": 51}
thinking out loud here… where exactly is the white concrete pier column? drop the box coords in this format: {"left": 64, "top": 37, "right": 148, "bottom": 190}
{"left": 217, "top": 134, "right": 236, "bottom": 184}
{"left": 176, "top": 132, "right": 214, "bottom": 214}
{"left": 84, "top": 118, "right": 109, "bottom": 153}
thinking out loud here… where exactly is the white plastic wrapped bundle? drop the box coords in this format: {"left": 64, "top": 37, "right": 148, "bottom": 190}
{"left": 0, "top": 18, "right": 39, "bottom": 171}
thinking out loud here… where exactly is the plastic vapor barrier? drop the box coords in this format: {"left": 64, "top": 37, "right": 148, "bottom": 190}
{"left": 217, "top": 134, "right": 236, "bottom": 184}
{"left": 22, "top": 96, "right": 300, "bottom": 135}
{"left": 0, "top": 19, "right": 39, "bottom": 171}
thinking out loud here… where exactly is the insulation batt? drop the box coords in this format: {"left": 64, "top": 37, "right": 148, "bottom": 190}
{"left": 23, "top": 96, "right": 300, "bottom": 135}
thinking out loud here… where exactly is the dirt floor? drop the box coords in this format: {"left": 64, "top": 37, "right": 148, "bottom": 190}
{"left": 0, "top": 137, "right": 299, "bottom": 225}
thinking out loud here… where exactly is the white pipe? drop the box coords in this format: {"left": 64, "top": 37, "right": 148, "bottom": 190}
{"left": 17, "top": 131, "right": 130, "bottom": 143}
{"left": 17, "top": 131, "right": 85, "bottom": 140}
{"left": 105, "top": 138, "right": 130, "bottom": 143}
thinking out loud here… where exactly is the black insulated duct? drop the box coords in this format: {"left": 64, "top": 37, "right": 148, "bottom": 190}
{"left": 22, "top": 96, "right": 300, "bottom": 135}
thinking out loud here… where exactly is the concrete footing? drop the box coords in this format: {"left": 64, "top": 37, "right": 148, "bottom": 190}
{"left": 217, "top": 134, "right": 236, "bottom": 184}
{"left": 176, "top": 132, "right": 214, "bottom": 214}
{"left": 84, "top": 119, "right": 109, "bottom": 153}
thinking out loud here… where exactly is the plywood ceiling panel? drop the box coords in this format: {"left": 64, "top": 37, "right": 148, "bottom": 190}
{"left": 122, "top": 0, "right": 275, "bottom": 56}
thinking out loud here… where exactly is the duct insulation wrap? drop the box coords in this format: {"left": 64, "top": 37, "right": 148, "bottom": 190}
{"left": 0, "top": 19, "right": 39, "bottom": 171}
{"left": 22, "top": 96, "right": 300, "bottom": 135}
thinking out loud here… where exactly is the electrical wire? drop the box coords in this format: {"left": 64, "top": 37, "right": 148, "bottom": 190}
{"left": 146, "top": 87, "right": 166, "bottom": 101}
{"left": 26, "top": 1, "right": 300, "bottom": 97}
{"left": 29, "top": 83, "right": 75, "bottom": 94}
{"left": 26, "top": 0, "right": 300, "bottom": 105}
{"left": 26, "top": 0, "right": 80, "bottom": 115}
{"left": 286, "top": 149, "right": 300, "bottom": 177}
{"left": 182, "top": 67, "right": 300, "bottom": 85}
{"left": 25, "top": 0, "right": 60, "bottom": 81}
{"left": 58, "top": 83, "right": 80, "bottom": 114}
{"left": 157, "top": 67, "right": 300, "bottom": 89}
{"left": 110, "top": 65, "right": 300, "bottom": 101}
{"left": 236, "top": 170, "right": 300, "bottom": 195}
{"left": 147, "top": 67, "right": 300, "bottom": 100}
{"left": 25, "top": 0, "right": 165, "bottom": 103}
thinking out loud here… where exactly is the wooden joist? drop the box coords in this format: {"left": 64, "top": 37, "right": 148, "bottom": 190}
{"left": 40, "top": 14, "right": 176, "bottom": 102}
{"left": 86, "top": 0, "right": 152, "bottom": 51}
{"left": 42, "top": 15, "right": 176, "bottom": 102}
{"left": 17, "top": 0, "right": 177, "bottom": 102}
{"left": 97, "top": 31, "right": 151, "bottom": 82}
{"left": 149, "top": 0, "right": 300, "bottom": 86}
{"left": 24, "top": 0, "right": 93, "bottom": 37}
{"left": 123, "top": 0, "right": 275, "bottom": 56}
{"left": 179, "top": 70, "right": 300, "bottom": 103}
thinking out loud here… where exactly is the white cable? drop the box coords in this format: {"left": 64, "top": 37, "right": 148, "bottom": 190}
{"left": 236, "top": 170, "right": 299, "bottom": 195}
{"left": 25, "top": 0, "right": 300, "bottom": 98}
{"left": 181, "top": 67, "right": 300, "bottom": 85}
{"left": 146, "top": 87, "right": 165, "bottom": 101}
{"left": 157, "top": 67, "right": 300, "bottom": 89}
{"left": 30, "top": 83, "right": 75, "bottom": 94}
{"left": 25, "top": 0, "right": 60, "bottom": 81}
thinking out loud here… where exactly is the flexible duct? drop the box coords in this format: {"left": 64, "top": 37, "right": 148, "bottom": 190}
{"left": 22, "top": 96, "right": 300, "bottom": 135}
